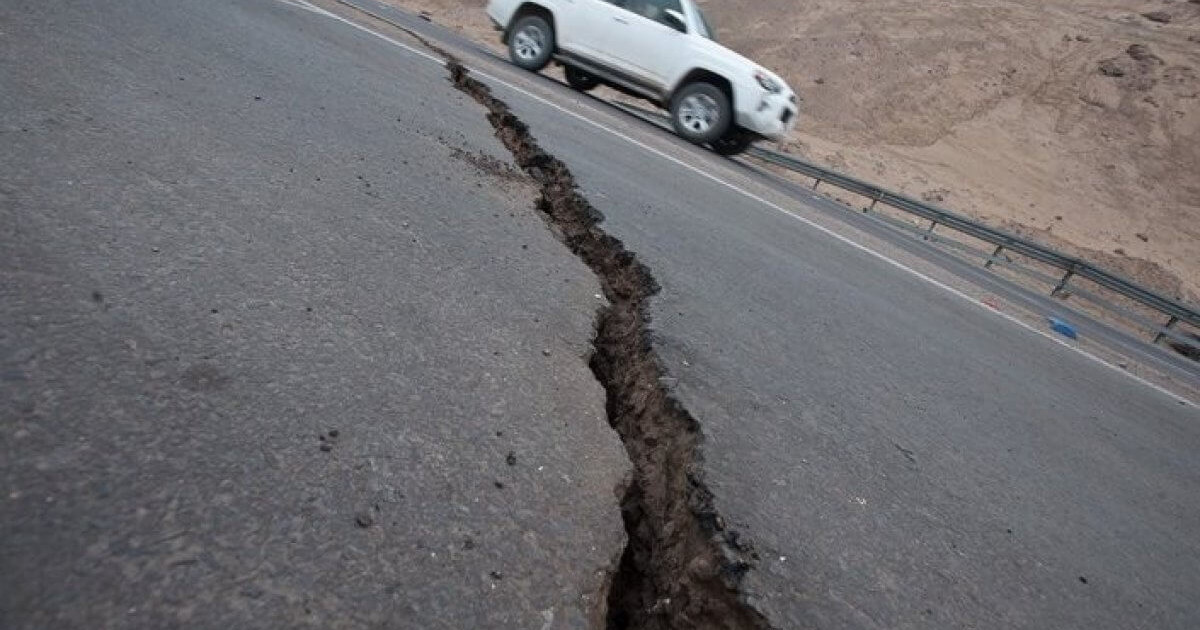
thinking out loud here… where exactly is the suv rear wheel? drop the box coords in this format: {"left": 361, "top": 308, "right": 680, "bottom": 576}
{"left": 564, "top": 66, "right": 599, "bottom": 92}
{"left": 669, "top": 82, "right": 732, "bottom": 145}
{"left": 507, "top": 15, "right": 554, "bottom": 71}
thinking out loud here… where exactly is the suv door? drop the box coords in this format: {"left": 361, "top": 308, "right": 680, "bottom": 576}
{"left": 603, "top": 0, "right": 689, "bottom": 90}
{"left": 556, "top": 0, "right": 632, "bottom": 69}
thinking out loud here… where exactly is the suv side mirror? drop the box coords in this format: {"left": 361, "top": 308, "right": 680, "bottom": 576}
{"left": 662, "top": 9, "right": 686, "bottom": 32}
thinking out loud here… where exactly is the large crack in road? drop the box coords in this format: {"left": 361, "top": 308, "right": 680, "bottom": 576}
{"left": 373, "top": 16, "right": 775, "bottom": 626}
{"left": 436, "top": 54, "right": 775, "bottom": 630}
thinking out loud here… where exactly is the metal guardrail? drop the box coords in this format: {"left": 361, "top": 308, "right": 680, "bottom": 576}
{"left": 606, "top": 99, "right": 1198, "bottom": 345}
{"left": 745, "top": 146, "right": 1200, "bottom": 343}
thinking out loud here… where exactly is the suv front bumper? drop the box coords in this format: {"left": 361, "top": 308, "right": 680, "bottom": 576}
{"left": 737, "top": 92, "right": 798, "bottom": 141}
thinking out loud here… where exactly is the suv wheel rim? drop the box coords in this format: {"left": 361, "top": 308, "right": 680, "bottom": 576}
{"left": 513, "top": 25, "right": 545, "bottom": 61}
{"left": 678, "top": 93, "right": 719, "bottom": 134}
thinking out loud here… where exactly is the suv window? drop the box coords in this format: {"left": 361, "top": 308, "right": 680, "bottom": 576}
{"left": 695, "top": 7, "right": 716, "bottom": 40}
{"left": 623, "top": 0, "right": 685, "bottom": 31}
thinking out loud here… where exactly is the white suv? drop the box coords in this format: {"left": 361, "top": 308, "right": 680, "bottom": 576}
{"left": 486, "top": 0, "right": 798, "bottom": 155}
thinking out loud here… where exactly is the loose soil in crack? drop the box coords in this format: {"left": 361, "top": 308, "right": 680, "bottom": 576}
{"left": 441, "top": 59, "right": 775, "bottom": 630}
{"left": 448, "top": 146, "right": 525, "bottom": 183}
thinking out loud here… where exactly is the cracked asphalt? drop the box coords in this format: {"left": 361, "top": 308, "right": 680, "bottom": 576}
{"left": 1, "top": 0, "right": 626, "bottom": 628}
{"left": 4, "top": 0, "right": 1200, "bottom": 628}
{"left": 469, "top": 42, "right": 1200, "bottom": 630}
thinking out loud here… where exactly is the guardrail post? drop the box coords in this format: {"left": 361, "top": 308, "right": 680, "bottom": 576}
{"left": 1153, "top": 316, "right": 1180, "bottom": 344}
{"left": 812, "top": 179, "right": 822, "bottom": 191}
{"left": 922, "top": 220, "right": 938, "bottom": 240}
{"left": 865, "top": 197, "right": 878, "bottom": 213}
{"left": 984, "top": 245, "right": 1005, "bottom": 269}
{"left": 1051, "top": 268, "right": 1075, "bottom": 298}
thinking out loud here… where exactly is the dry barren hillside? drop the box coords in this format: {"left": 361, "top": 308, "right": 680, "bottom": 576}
{"left": 385, "top": 0, "right": 1200, "bottom": 301}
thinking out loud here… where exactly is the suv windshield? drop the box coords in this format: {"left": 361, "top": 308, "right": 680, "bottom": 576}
{"left": 695, "top": 5, "right": 716, "bottom": 41}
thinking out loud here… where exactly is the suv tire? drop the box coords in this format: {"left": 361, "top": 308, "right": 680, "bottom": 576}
{"left": 564, "top": 66, "right": 599, "bottom": 91}
{"left": 670, "top": 82, "right": 732, "bottom": 145}
{"left": 507, "top": 15, "right": 554, "bottom": 71}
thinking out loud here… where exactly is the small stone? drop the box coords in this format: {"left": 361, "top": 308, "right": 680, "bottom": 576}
{"left": 505, "top": 452, "right": 517, "bottom": 466}
{"left": 1075, "top": 35, "right": 1092, "bottom": 42}
{"left": 320, "top": 442, "right": 333, "bottom": 452}
{"left": 253, "top": 95, "right": 263, "bottom": 101}
{"left": 239, "top": 585, "right": 264, "bottom": 599}
{"left": 922, "top": 188, "right": 949, "bottom": 203}
{"left": 541, "top": 349, "right": 551, "bottom": 357}
{"left": 1136, "top": 233, "right": 1149, "bottom": 242}
{"left": 489, "top": 570, "right": 503, "bottom": 580}
{"left": 1098, "top": 59, "right": 1125, "bottom": 77}
{"left": 355, "top": 511, "right": 374, "bottom": 528}
{"left": 1078, "top": 576, "right": 1089, "bottom": 584}
{"left": 328, "top": 429, "right": 339, "bottom": 438}
{"left": 1142, "top": 11, "right": 1171, "bottom": 24}
{"left": 151, "top": 246, "right": 160, "bottom": 253}
{"left": 493, "top": 481, "right": 504, "bottom": 489}
{"left": 463, "top": 537, "right": 476, "bottom": 550}
{"left": 1126, "top": 44, "right": 1159, "bottom": 62}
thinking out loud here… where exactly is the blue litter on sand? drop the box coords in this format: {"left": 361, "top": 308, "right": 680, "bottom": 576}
{"left": 1048, "top": 317, "right": 1078, "bottom": 340}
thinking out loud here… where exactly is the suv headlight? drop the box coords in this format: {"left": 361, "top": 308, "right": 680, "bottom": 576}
{"left": 755, "top": 71, "right": 782, "bottom": 94}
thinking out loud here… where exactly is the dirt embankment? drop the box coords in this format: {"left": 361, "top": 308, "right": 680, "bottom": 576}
{"left": 387, "top": 0, "right": 1200, "bottom": 303}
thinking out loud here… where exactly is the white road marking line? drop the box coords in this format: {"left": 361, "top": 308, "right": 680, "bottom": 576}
{"left": 279, "top": 0, "right": 444, "bottom": 63}
{"left": 280, "top": 0, "right": 1196, "bottom": 407}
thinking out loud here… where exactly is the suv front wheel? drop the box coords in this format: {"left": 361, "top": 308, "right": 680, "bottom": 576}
{"left": 669, "top": 82, "right": 732, "bottom": 146}
{"left": 507, "top": 15, "right": 554, "bottom": 71}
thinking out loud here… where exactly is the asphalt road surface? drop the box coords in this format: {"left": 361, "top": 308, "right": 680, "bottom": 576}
{"left": 3, "top": 0, "right": 1199, "bottom": 629}
{"left": 1, "top": 1, "right": 627, "bottom": 627}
